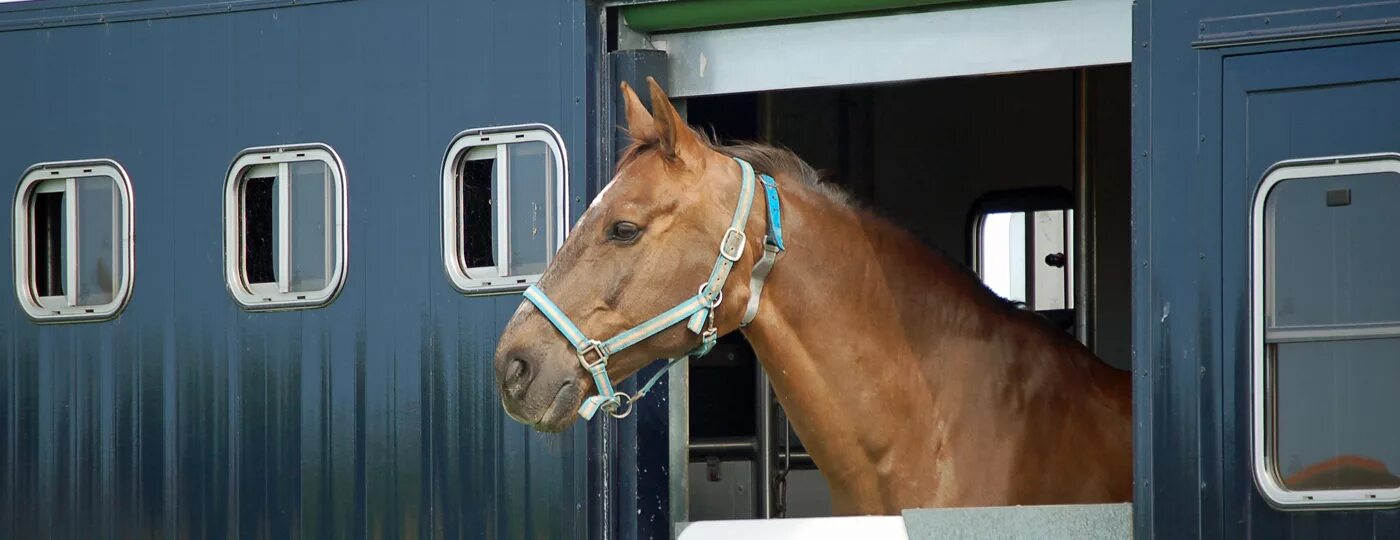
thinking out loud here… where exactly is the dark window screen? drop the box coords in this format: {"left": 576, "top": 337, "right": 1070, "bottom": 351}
{"left": 32, "top": 191, "right": 65, "bottom": 297}
{"left": 460, "top": 157, "right": 495, "bottom": 269}
{"left": 244, "top": 176, "right": 277, "bottom": 284}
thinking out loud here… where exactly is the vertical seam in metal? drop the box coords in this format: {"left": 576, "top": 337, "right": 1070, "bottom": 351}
{"left": 1074, "top": 67, "right": 1094, "bottom": 346}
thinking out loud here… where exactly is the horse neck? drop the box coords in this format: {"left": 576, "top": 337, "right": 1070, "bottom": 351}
{"left": 735, "top": 179, "right": 1085, "bottom": 494}
{"left": 738, "top": 179, "right": 1021, "bottom": 393}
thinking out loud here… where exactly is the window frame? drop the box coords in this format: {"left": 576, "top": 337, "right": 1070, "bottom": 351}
{"left": 1250, "top": 152, "right": 1400, "bottom": 510}
{"left": 222, "top": 143, "right": 348, "bottom": 311}
{"left": 11, "top": 158, "right": 135, "bottom": 323}
{"left": 968, "top": 187, "right": 1076, "bottom": 312}
{"left": 440, "top": 124, "right": 569, "bottom": 295}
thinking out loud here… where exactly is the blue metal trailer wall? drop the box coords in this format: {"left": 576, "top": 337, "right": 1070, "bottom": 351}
{"left": 1136, "top": 0, "right": 1400, "bottom": 537}
{"left": 0, "top": 1, "right": 594, "bottom": 538}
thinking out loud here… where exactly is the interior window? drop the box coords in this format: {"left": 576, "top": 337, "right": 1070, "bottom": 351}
{"left": 31, "top": 189, "right": 66, "bottom": 298}
{"left": 460, "top": 148, "right": 497, "bottom": 270}
{"left": 243, "top": 175, "right": 278, "bottom": 285}
{"left": 977, "top": 207, "right": 1074, "bottom": 311}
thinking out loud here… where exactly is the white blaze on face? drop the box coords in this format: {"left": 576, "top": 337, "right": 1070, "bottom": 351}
{"left": 589, "top": 175, "right": 622, "bottom": 209}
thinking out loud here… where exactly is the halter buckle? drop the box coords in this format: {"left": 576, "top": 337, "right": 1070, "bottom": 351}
{"left": 576, "top": 340, "right": 609, "bottom": 370}
{"left": 719, "top": 227, "right": 747, "bottom": 262}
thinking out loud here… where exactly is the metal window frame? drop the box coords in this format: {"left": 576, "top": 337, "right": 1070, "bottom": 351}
{"left": 222, "top": 143, "right": 348, "bottom": 311}
{"left": 1250, "top": 152, "right": 1400, "bottom": 509}
{"left": 11, "top": 158, "right": 135, "bottom": 323}
{"left": 440, "top": 124, "right": 569, "bottom": 296}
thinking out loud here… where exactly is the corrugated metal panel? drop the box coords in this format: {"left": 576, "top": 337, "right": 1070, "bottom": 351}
{"left": 1135, "top": 0, "right": 1400, "bottom": 537}
{"left": 0, "top": 1, "right": 593, "bottom": 538}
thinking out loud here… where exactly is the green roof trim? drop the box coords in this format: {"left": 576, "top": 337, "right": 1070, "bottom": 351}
{"left": 620, "top": 0, "right": 980, "bottom": 33}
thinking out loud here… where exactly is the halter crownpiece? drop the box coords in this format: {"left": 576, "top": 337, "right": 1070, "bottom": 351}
{"left": 522, "top": 157, "right": 787, "bottom": 420}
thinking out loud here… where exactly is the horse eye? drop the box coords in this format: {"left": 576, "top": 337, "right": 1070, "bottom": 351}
{"left": 609, "top": 221, "right": 641, "bottom": 242}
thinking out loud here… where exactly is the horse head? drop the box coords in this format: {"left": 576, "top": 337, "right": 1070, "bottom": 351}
{"left": 494, "top": 78, "right": 763, "bottom": 432}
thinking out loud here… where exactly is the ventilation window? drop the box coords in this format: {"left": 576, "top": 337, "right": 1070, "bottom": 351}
{"left": 970, "top": 188, "right": 1076, "bottom": 335}
{"left": 1252, "top": 154, "right": 1400, "bottom": 509}
{"left": 223, "top": 144, "right": 346, "bottom": 310}
{"left": 12, "top": 160, "right": 134, "bottom": 322}
{"left": 441, "top": 125, "right": 568, "bottom": 294}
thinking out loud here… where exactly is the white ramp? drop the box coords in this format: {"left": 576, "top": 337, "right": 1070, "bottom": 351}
{"left": 676, "top": 503, "right": 1132, "bottom": 539}
{"left": 678, "top": 515, "right": 909, "bottom": 540}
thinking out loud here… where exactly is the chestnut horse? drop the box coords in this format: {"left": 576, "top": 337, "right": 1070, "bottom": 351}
{"left": 493, "top": 78, "right": 1132, "bottom": 515}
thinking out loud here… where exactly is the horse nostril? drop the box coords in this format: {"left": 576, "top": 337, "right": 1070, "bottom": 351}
{"left": 503, "top": 357, "right": 533, "bottom": 399}
{"left": 506, "top": 358, "right": 528, "bottom": 383}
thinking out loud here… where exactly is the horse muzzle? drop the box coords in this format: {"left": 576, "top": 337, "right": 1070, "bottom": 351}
{"left": 495, "top": 338, "right": 589, "bottom": 432}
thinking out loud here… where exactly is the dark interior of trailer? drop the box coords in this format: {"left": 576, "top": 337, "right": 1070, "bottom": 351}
{"left": 681, "top": 64, "right": 1132, "bottom": 520}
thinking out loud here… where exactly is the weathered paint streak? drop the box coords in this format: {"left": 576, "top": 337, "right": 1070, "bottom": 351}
{"left": 0, "top": 1, "right": 593, "bottom": 538}
{"left": 1136, "top": 0, "right": 1400, "bottom": 537}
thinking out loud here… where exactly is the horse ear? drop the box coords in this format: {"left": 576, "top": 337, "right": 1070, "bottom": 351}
{"left": 620, "top": 81, "right": 658, "bottom": 143}
{"left": 646, "top": 76, "right": 704, "bottom": 161}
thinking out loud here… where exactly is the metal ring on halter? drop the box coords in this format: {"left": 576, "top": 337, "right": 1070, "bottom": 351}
{"left": 605, "top": 393, "right": 635, "bottom": 419}
{"left": 697, "top": 283, "right": 724, "bottom": 309}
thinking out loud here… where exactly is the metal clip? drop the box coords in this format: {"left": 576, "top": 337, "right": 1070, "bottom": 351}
{"left": 604, "top": 393, "right": 634, "bottom": 419}
{"left": 719, "top": 227, "right": 746, "bottom": 262}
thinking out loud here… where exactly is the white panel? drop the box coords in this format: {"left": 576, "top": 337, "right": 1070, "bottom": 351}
{"left": 1032, "top": 210, "right": 1067, "bottom": 310}
{"left": 678, "top": 515, "right": 909, "bottom": 540}
{"left": 648, "top": 0, "right": 1131, "bottom": 97}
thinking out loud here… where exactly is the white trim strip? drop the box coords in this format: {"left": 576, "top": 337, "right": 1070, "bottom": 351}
{"left": 64, "top": 177, "right": 78, "bottom": 307}
{"left": 277, "top": 162, "right": 291, "bottom": 294}
{"left": 648, "top": 0, "right": 1131, "bottom": 97}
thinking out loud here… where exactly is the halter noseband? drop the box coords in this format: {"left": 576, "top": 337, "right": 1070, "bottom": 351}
{"left": 522, "top": 157, "right": 786, "bottom": 420}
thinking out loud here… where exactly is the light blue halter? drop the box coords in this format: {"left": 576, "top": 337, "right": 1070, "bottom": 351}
{"left": 522, "top": 157, "right": 786, "bottom": 420}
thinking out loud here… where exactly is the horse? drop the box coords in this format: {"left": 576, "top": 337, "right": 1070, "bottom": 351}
{"left": 493, "top": 77, "right": 1133, "bottom": 515}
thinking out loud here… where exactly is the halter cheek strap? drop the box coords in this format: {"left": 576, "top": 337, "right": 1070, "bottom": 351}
{"left": 522, "top": 157, "right": 786, "bottom": 420}
{"left": 743, "top": 173, "right": 785, "bottom": 327}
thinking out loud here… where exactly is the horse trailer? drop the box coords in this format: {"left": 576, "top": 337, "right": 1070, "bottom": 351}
{"left": 1, "top": 0, "right": 1398, "bottom": 538}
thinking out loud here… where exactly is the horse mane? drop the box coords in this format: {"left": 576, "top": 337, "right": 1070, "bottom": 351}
{"left": 618, "top": 125, "right": 1046, "bottom": 320}
{"left": 618, "top": 125, "right": 854, "bottom": 207}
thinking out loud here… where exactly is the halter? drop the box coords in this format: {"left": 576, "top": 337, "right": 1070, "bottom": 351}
{"left": 522, "top": 157, "right": 786, "bottom": 420}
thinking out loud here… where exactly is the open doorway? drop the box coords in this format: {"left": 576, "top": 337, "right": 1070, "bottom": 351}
{"left": 680, "top": 64, "right": 1132, "bottom": 520}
